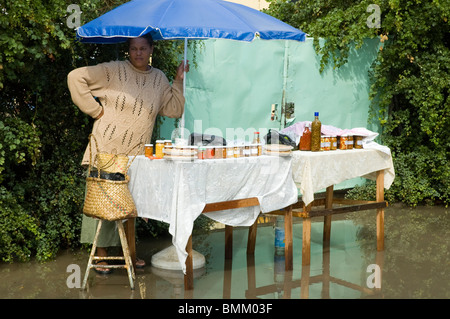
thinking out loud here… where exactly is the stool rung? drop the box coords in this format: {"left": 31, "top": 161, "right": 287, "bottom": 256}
{"left": 92, "top": 256, "right": 125, "bottom": 261}
{"left": 91, "top": 264, "right": 129, "bottom": 269}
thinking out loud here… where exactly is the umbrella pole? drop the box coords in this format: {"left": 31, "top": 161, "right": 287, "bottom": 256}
{"left": 180, "top": 38, "right": 187, "bottom": 136}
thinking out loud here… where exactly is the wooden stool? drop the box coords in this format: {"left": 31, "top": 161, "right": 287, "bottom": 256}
{"left": 81, "top": 219, "right": 135, "bottom": 290}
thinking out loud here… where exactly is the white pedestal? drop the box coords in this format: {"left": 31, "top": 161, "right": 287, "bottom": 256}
{"left": 151, "top": 245, "right": 205, "bottom": 270}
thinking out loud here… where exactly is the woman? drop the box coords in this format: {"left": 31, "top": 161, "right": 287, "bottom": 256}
{"left": 68, "top": 34, "right": 189, "bottom": 273}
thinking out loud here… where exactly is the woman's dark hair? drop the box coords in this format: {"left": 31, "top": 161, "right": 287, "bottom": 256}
{"left": 127, "top": 33, "right": 154, "bottom": 47}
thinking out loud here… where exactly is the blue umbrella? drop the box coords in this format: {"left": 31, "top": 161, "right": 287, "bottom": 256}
{"left": 76, "top": 0, "right": 306, "bottom": 129}
{"left": 76, "top": 0, "right": 306, "bottom": 43}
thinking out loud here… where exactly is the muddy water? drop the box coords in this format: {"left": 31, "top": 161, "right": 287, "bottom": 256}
{"left": 0, "top": 204, "right": 448, "bottom": 299}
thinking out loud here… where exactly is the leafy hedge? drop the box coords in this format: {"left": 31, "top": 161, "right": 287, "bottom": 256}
{"left": 0, "top": 0, "right": 183, "bottom": 262}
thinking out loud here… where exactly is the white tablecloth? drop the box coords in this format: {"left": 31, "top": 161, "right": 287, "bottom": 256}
{"left": 291, "top": 149, "right": 395, "bottom": 206}
{"left": 128, "top": 155, "right": 298, "bottom": 273}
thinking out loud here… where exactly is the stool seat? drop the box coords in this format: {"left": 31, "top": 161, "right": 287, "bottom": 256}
{"left": 81, "top": 219, "right": 135, "bottom": 290}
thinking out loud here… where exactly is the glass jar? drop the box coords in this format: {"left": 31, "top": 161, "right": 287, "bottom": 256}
{"left": 250, "top": 144, "right": 258, "bottom": 157}
{"left": 198, "top": 147, "right": 206, "bottom": 160}
{"left": 144, "top": 144, "right": 153, "bottom": 158}
{"left": 214, "top": 146, "right": 224, "bottom": 159}
{"left": 226, "top": 146, "right": 234, "bottom": 158}
{"left": 234, "top": 146, "right": 240, "bottom": 158}
{"left": 244, "top": 144, "right": 251, "bottom": 157}
{"left": 339, "top": 135, "right": 348, "bottom": 150}
{"left": 330, "top": 136, "right": 337, "bottom": 150}
{"left": 354, "top": 135, "right": 363, "bottom": 149}
{"left": 155, "top": 140, "right": 165, "bottom": 157}
{"left": 205, "top": 146, "right": 215, "bottom": 159}
{"left": 347, "top": 135, "right": 354, "bottom": 149}
{"left": 320, "top": 136, "right": 330, "bottom": 151}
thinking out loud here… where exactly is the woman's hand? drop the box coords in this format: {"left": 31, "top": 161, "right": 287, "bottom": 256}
{"left": 175, "top": 60, "right": 190, "bottom": 81}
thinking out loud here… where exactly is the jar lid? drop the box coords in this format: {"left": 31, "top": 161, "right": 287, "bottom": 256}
{"left": 145, "top": 144, "right": 153, "bottom": 146}
{"left": 156, "top": 140, "right": 164, "bottom": 143}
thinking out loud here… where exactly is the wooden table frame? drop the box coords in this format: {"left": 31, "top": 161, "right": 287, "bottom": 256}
{"left": 125, "top": 197, "right": 263, "bottom": 291}
{"left": 125, "top": 169, "right": 387, "bottom": 291}
{"left": 269, "top": 169, "right": 387, "bottom": 270}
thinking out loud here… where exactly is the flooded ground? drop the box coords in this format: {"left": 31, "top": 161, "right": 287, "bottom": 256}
{"left": 1, "top": 204, "right": 449, "bottom": 299}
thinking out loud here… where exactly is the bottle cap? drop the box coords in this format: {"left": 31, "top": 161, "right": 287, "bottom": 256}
{"left": 314, "top": 112, "right": 319, "bottom": 116}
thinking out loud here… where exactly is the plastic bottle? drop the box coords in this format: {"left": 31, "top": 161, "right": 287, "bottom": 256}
{"left": 311, "top": 112, "right": 322, "bottom": 152}
{"left": 299, "top": 123, "right": 312, "bottom": 151}
{"left": 274, "top": 216, "right": 285, "bottom": 255}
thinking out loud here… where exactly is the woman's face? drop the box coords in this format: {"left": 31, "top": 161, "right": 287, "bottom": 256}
{"left": 128, "top": 37, "right": 153, "bottom": 71}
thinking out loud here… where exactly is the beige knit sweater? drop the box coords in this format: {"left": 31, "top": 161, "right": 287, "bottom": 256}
{"left": 67, "top": 60, "right": 185, "bottom": 166}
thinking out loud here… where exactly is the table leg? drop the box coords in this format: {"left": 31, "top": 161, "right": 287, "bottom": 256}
{"left": 125, "top": 218, "right": 136, "bottom": 268}
{"left": 247, "top": 219, "right": 258, "bottom": 255}
{"left": 184, "top": 235, "right": 194, "bottom": 290}
{"left": 225, "top": 225, "right": 233, "bottom": 259}
{"left": 323, "top": 186, "right": 333, "bottom": 243}
{"left": 284, "top": 205, "right": 293, "bottom": 270}
{"left": 376, "top": 170, "right": 385, "bottom": 251}
{"left": 302, "top": 216, "right": 311, "bottom": 266}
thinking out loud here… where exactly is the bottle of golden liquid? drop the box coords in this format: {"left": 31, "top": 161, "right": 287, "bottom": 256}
{"left": 311, "top": 112, "right": 322, "bottom": 152}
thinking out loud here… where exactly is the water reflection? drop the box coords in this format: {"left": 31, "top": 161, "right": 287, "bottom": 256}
{"left": 1, "top": 205, "right": 448, "bottom": 299}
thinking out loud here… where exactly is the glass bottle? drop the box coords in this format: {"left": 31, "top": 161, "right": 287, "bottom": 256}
{"left": 299, "top": 123, "right": 312, "bottom": 151}
{"left": 253, "top": 131, "right": 262, "bottom": 156}
{"left": 311, "top": 112, "right": 322, "bottom": 152}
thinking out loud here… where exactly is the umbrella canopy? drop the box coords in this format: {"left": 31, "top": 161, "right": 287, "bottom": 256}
{"left": 76, "top": 0, "right": 306, "bottom": 43}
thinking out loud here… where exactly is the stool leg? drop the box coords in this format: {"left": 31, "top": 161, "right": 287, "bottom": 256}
{"left": 82, "top": 219, "right": 103, "bottom": 290}
{"left": 117, "top": 221, "right": 135, "bottom": 290}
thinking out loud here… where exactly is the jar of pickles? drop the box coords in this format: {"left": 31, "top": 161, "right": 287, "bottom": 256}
{"left": 320, "top": 136, "right": 331, "bottom": 151}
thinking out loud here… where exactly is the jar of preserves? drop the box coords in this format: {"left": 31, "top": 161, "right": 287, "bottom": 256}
{"left": 155, "top": 140, "right": 165, "bottom": 157}
{"left": 214, "top": 146, "right": 224, "bottom": 159}
{"left": 250, "top": 144, "right": 258, "bottom": 156}
{"left": 244, "top": 144, "right": 251, "bottom": 157}
{"left": 347, "top": 135, "right": 354, "bottom": 149}
{"left": 234, "top": 146, "right": 240, "bottom": 158}
{"left": 226, "top": 146, "right": 234, "bottom": 158}
{"left": 330, "top": 136, "right": 337, "bottom": 150}
{"left": 205, "top": 146, "right": 215, "bottom": 159}
{"left": 320, "top": 136, "right": 331, "bottom": 151}
{"left": 339, "top": 135, "right": 348, "bottom": 150}
{"left": 144, "top": 144, "right": 153, "bottom": 158}
{"left": 198, "top": 147, "right": 206, "bottom": 160}
{"left": 354, "top": 135, "right": 363, "bottom": 149}
{"left": 253, "top": 132, "right": 262, "bottom": 156}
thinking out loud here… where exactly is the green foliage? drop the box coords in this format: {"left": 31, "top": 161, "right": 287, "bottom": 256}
{"left": 266, "top": 0, "right": 450, "bottom": 206}
{"left": 0, "top": 0, "right": 182, "bottom": 262}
